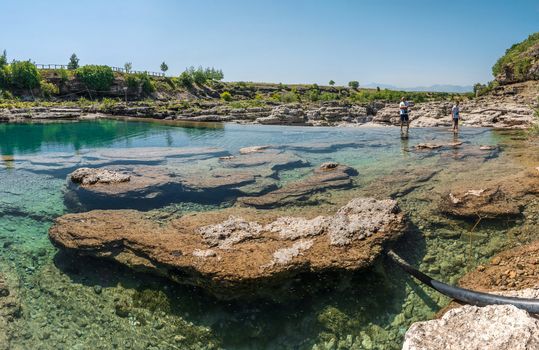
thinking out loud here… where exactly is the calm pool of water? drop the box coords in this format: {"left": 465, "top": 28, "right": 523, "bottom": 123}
{"left": 0, "top": 120, "right": 536, "bottom": 350}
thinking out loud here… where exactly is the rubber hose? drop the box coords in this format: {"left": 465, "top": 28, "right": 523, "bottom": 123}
{"left": 387, "top": 249, "right": 539, "bottom": 313}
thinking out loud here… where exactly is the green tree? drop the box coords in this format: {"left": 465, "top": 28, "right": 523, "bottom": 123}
{"left": 124, "top": 62, "right": 132, "bottom": 74}
{"left": 348, "top": 81, "right": 359, "bottom": 89}
{"left": 328, "top": 80, "right": 335, "bottom": 86}
{"left": 0, "top": 50, "right": 7, "bottom": 67}
{"left": 68, "top": 53, "right": 79, "bottom": 70}
{"left": 177, "top": 71, "right": 194, "bottom": 87}
{"left": 160, "top": 62, "right": 169, "bottom": 73}
{"left": 10, "top": 61, "right": 41, "bottom": 89}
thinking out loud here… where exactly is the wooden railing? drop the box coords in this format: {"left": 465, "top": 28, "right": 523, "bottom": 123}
{"left": 35, "top": 64, "right": 165, "bottom": 77}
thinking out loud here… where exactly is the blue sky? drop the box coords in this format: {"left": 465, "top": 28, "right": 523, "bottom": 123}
{"left": 1, "top": 0, "right": 537, "bottom": 87}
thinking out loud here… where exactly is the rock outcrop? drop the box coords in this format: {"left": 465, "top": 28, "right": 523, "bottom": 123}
{"left": 256, "top": 104, "right": 306, "bottom": 125}
{"left": 403, "top": 303, "right": 539, "bottom": 350}
{"left": 49, "top": 197, "right": 406, "bottom": 299}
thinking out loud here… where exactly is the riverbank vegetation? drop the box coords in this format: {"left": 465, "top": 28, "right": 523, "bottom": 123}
{"left": 0, "top": 51, "right": 477, "bottom": 108}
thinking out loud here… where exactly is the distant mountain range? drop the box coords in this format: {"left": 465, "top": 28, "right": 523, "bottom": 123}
{"left": 363, "top": 82, "right": 473, "bottom": 93}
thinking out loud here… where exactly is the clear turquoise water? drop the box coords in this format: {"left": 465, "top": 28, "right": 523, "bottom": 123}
{"left": 0, "top": 120, "right": 535, "bottom": 350}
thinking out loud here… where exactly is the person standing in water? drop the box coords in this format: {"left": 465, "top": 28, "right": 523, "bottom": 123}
{"left": 451, "top": 101, "right": 460, "bottom": 133}
{"left": 399, "top": 97, "right": 410, "bottom": 134}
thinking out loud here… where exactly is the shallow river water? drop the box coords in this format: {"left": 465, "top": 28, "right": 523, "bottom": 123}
{"left": 0, "top": 119, "right": 537, "bottom": 350}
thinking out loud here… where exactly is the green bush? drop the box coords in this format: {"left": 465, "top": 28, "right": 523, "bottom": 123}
{"left": 328, "top": 80, "right": 335, "bottom": 86}
{"left": 76, "top": 65, "right": 114, "bottom": 92}
{"left": 126, "top": 73, "right": 155, "bottom": 95}
{"left": 320, "top": 92, "right": 338, "bottom": 101}
{"left": 280, "top": 91, "right": 299, "bottom": 103}
{"left": 138, "top": 73, "right": 155, "bottom": 94}
{"left": 0, "top": 89, "right": 14, "bottom": 99}
{"left": 58, "top": 68, "right": 70, "bottom": 84}
{"left": 10, "top": 61, "right": 41, "bottom": 89}
{"left": 41, "top": 81, "right": 59, "bottom": 97}
{"left": 307, "top": 89, "right": 320, "bottom": 102}
{"left": 177, "top": 66, "right": 224, "bottom": 87}
{"left": 220, "top": 91, "right": 232, "bottom": 101}
{"left": 348, "top": 81, "right": 359, "bottom": 89}
{"left": 177, "top": 71, "right": 194, "bottom": 88}
{"left": 0, "top": 50, "right": 7, "bottom": 68}
{"left": 0, "top": 65, "right": 10, "bottom": 89}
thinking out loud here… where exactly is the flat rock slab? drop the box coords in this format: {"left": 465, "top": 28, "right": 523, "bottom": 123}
{"left": 403, "top": 304, "right": 539, "bottom": 350}
{"left": 49, "top": 197, "right": 405, "bottom": 299}
{"left": 238, "top": 164, "right": 357, "bottom": 208}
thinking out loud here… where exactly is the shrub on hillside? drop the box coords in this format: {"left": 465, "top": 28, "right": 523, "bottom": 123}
{"left": 126, "top": 73, "right": 155, "bottom": 95}
{"left": 41, "top": 81, "right": 59, "bottom": 97}
{"left": 0, "top": 66, "right": 10, "bottom": 89}
{"left": 59, "top": 68, "right": 70, "bottom": 84}
{"left": 75, "top": 65, "right": 114, "bottom": 92}
{"left": 220, "top": 91, "right": 232, "bottom": 101}
{"left": 177, "top": 71, "right": 194, "bottom": 88}
{"left": 320, "top": 92, "right": 338, "bottom": 101}
{"left": 177, "top": 66, "right": 224, "bottom": 87}
{"left": 10, "top": 61, "right": 41, "bottom": 89}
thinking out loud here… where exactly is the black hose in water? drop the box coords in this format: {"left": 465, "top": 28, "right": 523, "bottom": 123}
{"left": 387, "top": 249, "right": 539, "bottom": 313}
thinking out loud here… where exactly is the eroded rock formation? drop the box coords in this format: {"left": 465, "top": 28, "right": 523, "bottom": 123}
{"left": 49, "top": 197, "right": 406, "bottom": 299}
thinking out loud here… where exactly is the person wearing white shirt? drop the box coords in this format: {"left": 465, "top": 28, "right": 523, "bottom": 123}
{"left": 399, "top": 97, "right": 409, "bottom": 134}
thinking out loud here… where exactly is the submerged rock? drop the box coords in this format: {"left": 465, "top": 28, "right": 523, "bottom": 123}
{"left": 0, "top": 273, "right": 20, "bottom": 350}
{"left": 439, "top": 169, "right": 539, "bottom": 218}
{"left": 238, "top": 164, "right": 357, "bottom": 208}
{"left": 458, "top": 241, "right": 539, "bottom": 293}
{"left": 403, "top": 304, "right": 539, "bottom": 350}
{"left": 49, "top": 197, "right": 405, "bottom": 299}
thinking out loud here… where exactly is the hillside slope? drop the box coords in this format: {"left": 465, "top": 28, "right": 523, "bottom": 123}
{"left": 493, "top": 32, "right": 539, "bottom": 84}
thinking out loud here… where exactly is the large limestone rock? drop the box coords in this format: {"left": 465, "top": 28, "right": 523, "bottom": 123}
{"left": 256, "top": 104, "right": 306, "bottom": 124}
{"left": 49, "top": 197, "right": 406, "bottom": 299}
{"left": 70, "top": 167, "right": 131, "bottom": 185}
{"left": 403, "top": 304, "right": 539, "bottom": 350}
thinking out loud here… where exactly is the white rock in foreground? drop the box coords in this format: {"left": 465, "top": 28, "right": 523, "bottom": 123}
{"left": 403, "top": 304, "right": 539, "bottom": 350}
